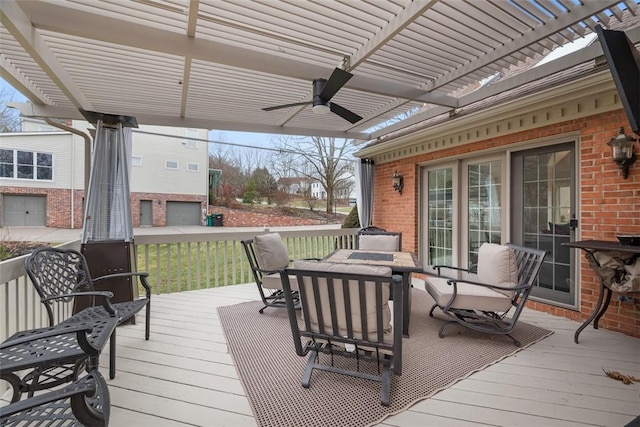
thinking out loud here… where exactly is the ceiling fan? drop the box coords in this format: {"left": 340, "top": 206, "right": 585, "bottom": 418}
{"left": 262, "top": 68, "right": 363, "bottom": 124}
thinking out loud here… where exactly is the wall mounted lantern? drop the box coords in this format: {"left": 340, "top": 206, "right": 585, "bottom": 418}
{"left": 392, "top": 170, "right": 404, "bottom": 194}
{"left": 607, "top": 127, "right": 636, "bottom": 179}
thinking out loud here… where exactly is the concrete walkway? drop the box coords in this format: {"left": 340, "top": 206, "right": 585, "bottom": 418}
{"left": 0, "top": 224, "right": 342, "bottom": 243}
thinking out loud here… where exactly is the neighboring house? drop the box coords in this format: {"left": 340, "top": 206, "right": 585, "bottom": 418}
{"left": 355, "top": 27, "right": 640, "bottom": 337}
{"left": 1, "top": 120, "right": 209, "bottom": 228}
{"left": 310, "top": 177, "right": 355, "bottom": 201}
{"left": 277, "top": 177, "right": 309, "bottom": 195}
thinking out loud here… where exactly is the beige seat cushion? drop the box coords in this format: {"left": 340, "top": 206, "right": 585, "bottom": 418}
{"left": 254, "top": 232, "right": 289, "bottom": 271}
{"left": 293, "top": 260, "right": 393, "bottom": 340}
{"left": 262, "top": 272, "right": 298, "bottom": 291}
{"left": 424, "top": 276, "right": 513, "bottom": 312}
{"left": 359, "top": 235, "right": 400, "bottom": 251}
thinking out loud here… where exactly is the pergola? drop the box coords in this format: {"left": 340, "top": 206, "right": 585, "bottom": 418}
{"left": 2, "top": 0, "right": 639, "bottom": 142}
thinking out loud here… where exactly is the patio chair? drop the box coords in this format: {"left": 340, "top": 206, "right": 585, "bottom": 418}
{"left": 0, "top": 370, "right": 110, "bottom": 426}
{"left": 424, "top": 243, "right": 547, "bottom": 346}
{"left": 280, "top": 260, "right": 403, "bottom": 406}
{"left": 242, "top": 233, "right": 319, "bottom": 313}
{"left": 25, "top": 247, "right": 151, "bottom": 379}
{"left": 1, "top": 313, "right": 117, "bottom": 403}
{"left": 358, "top": 229, "right": 402, "bottom": 251}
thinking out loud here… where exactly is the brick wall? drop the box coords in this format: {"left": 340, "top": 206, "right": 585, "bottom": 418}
{"left": 1, "top": 186, "right": 84, "bottom": 229}
{"left": 373, "top": 110, "right": 640, "bottom": 337}
{"left": 130, "top": 193, "right": 206, "bottom": 227}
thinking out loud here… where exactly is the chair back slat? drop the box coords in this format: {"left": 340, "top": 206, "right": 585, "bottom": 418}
{"left": 25, "top": 248, "right": 95, "bottom": 326}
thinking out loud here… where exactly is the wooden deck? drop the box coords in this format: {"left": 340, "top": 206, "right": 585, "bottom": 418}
{"left": 102, "top": 284, "right": 639, "bottom": 426}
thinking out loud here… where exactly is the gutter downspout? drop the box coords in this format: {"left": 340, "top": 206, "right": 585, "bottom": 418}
{"left": 44, "top": 119, "right": 92, "bottom": 229}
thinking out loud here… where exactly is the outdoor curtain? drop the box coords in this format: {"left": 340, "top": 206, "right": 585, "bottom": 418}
{"left": 82, "top": 121, "right": 134, "bottom": 243}
{"left": 356, "top": 158, "right": 375, "bottom": 229}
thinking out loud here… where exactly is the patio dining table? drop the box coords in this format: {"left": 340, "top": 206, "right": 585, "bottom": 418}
{"left": 322, "top": 249, "right": 423, "bottom": 337}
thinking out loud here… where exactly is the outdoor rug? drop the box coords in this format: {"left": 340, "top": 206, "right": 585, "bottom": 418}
{"left": 218, "top": 288, "right": 553, "bottom": 427}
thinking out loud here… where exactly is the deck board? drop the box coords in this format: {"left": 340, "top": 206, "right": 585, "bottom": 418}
{"left": 103, "top": 284, "right": 639, "bottom": 426}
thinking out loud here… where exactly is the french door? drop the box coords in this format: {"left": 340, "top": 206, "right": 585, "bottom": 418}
{"left": 511, "top": 142, "right": 577, "bottom": 306}
{"left": 423, "top": 156, "right": 504, "bottom": 272}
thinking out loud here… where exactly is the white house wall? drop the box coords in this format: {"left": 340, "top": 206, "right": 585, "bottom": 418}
{"left": 129, "top": 125, "right": 208, "bottom": 197}
{"left": 0, "top": 132, "right": 85, "bottom": 190}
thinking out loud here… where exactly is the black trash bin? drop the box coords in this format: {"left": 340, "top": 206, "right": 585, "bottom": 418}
{"left": 211, "top": 213, "right": 223, "bottom": 226}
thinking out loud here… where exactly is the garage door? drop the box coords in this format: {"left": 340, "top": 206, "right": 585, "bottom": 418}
{"left": 2, "top": 195, "right": 47, "bottom": 226}
{"left": 166, "top": 201, "right": 201, "bottom": 226}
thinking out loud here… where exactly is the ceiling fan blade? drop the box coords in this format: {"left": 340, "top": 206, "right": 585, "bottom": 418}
{"left": 330, "top": 103, "right": 363, "bottom": 124}
{"left": 262, "top": 101, "right": 311, "bottom": 111}
{"left": 319, "top": 68, "right": 353, "bottom": 100}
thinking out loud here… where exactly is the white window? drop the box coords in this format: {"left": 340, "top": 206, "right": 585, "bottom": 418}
{"left": 165, "top": 160, "right": 178, "bottom": 170}
{"left": 185, "top": 129, "right": 198, "bottom": 148}
{"left": 0, "top": 149, "right": 53, "bottom": 181}
{"left": 131, "top": 156, "right": 142, "bottom": 166}
{"left": 187, "top": 162, "right": 199, "bottom": 172}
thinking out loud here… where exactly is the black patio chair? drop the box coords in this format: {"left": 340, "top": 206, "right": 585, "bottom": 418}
{"left": 0, "top": 370, "right": 111, "bottom": 426}
{"left": 424, "top": 243, "right": 547, "bottom": 347}
{"left": 242, "top": 232, "right": 319, "bottom": 313}
{"left": 280, "top": 260, "right": 403, "bottom": 406}
{"left": 1, "top": 313, "right": 117, "bottom": 403}
{"left": 357, "top": 229, "right": 402, "bottom": 251}
{"left": 25, "top": 247, "right": 151, "bottom": 379}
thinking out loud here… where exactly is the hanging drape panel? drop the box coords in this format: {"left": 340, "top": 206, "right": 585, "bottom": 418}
{"left": 82, "top": 121, "right": 134, "bottom": 243}
{"left": 356, "top": 158, "right": 375, "bottom": 228}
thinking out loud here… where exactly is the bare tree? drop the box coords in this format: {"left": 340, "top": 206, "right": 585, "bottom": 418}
{"left": 0, "top": 86, "right": 21, "bottom": 132}
{"left": 274, "top": 135, "right": 356, "bottom": 214}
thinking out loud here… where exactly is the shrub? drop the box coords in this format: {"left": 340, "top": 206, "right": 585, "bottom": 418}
{"left": 342, "top": 205, "right": 360, "bottom": 229}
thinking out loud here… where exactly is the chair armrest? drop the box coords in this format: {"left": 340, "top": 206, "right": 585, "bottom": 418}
{"left": 43, "top": 291, "right": 117, "bottom": 316}
{"left": 93, "top": 272, "right": 151, "bottom": 297}
{"left": 0, "top": 323, "right": 92, "bottom": 349}
{"left": 432, "top": 265, "right": 472, "bottom": 277}
{"left": 445, "top": 277, "right": 529, "bottom": 292}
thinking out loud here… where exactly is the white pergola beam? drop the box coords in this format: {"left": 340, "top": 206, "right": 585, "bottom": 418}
{"left": 7, "top": 102, "right": 371, "bottom": 140}
{"left": 425, "top": 0, "right": 620, "bottom": 92}
{"left": 0, "top": 53, "right": 51, "bottom": 104}
{"left": 1, "top": 0, "right": 93, "bottom": 110}
{"left": 16, "top": 0, "right": 458, "bottom": 108}
{"left": 348, "top": 0, "right": 439, "bottom": 70}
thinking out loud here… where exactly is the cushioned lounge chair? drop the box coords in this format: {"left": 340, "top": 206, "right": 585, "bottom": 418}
{"left": 280, "top": 260, "right": 403, "bottom": 406}
{"left": 424, "top": 243, "right": 547, "bottom": 347}
{"left": 25, "top": 247, "right": 151, "bottom": 379}
{"left": 242, "top": 232, "right": 319, "bottom": 313}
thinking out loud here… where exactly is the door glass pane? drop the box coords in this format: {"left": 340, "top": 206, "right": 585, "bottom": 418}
{"left": 468, "top": 160, "right": 501, "bottom": 269}
{"left": 428, "top": 168, "right": 453, "bottom": 266}
{"left": 522, "top": 150, "right": 572, "bottom": 298}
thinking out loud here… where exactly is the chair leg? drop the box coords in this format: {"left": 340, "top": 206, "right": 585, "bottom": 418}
{"left": 380, "top": 363, "right": 391, "bottom": 407}
{"left": 109, "top": 331, "right": 116, "bottom": 380}
{"left": 302, "top": 350, "right": 318, "bottom": 388}
{"left": 438, "top": 320, "right": 457, "bottom": 339}
{"left": 428, "top": 303, "right": 439, "bottom": 318}
{"left": 145, "top": 302, "right": 151, "bottom": 340}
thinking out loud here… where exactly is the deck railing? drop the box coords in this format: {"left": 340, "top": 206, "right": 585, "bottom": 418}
{"left": 1, "top": 228, "right": 359, "bottom": 344}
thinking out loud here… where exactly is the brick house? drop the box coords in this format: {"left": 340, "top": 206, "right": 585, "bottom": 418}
{"left": 1, "top": 120, "right": 209, "bottom": 228}
{"left": 355, "top": 42, "right": 640, "bottom": 337}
